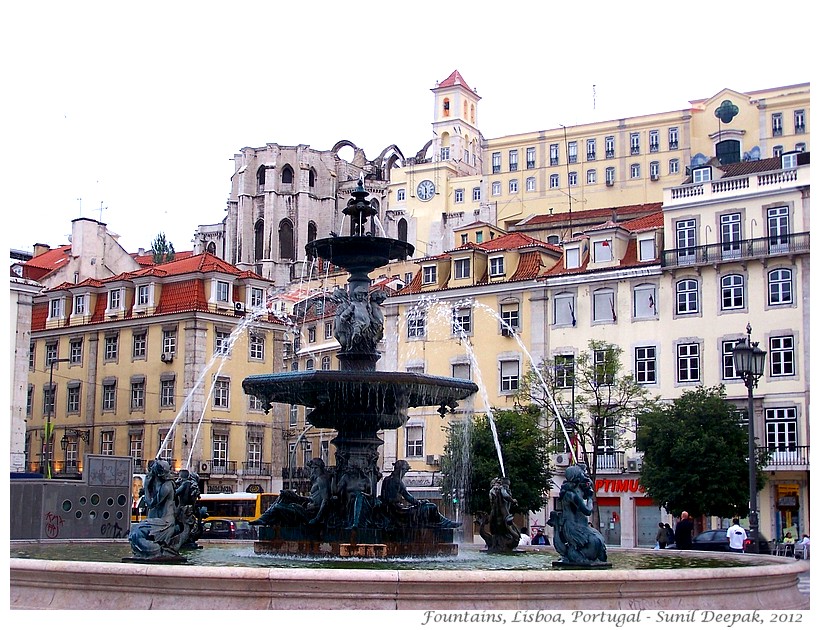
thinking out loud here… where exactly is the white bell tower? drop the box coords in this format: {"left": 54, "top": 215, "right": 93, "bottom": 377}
{"left": 430, "top": 70, "right": 482, "bottom": 176}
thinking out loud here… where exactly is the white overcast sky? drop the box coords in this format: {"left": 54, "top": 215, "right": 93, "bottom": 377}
{"left": 3, "top": 0, "right": 812, "bottom": 255}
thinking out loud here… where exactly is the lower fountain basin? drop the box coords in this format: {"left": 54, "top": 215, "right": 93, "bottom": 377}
{"left": 10, "top": 541, "right": 809, "bottom": 610}
{"left": 243, "top": 371, "right": 478, "bottom": 430}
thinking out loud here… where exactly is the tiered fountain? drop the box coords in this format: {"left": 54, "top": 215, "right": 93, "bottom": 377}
{"left": 242, "top": 178, "right": 477, "bottom": 557}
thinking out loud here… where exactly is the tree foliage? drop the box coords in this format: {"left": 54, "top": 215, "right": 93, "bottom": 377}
{"left": 151, "top": 233, "right": 176, "bottom": 264}
{"left": 636, "top": 385, "right": 767, "bottom": 518}
{"left": 440, "top": 406, "right": 552, "bottom": 517}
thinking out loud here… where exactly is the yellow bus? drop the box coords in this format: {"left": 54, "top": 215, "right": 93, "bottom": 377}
{"left": 197, "top": 492, "right": 278, "bottom": 522}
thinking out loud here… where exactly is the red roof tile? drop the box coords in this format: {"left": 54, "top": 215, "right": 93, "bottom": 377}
{"left": 156, "top": 279, "right": 209, "bottom": 315}
{"left": 435, "top": 70, "right": 479, "bottom": 97}
{"left": 20, "top": 245, "right": 72, "bottom": 281}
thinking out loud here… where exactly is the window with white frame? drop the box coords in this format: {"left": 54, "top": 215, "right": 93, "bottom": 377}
{"left": 782, "top": 153, "right": 798, "bottom": 169}
{"left": 721, "top": 274, "right": 745, "bottom": 310}
{"left": 638, "top": 237, "right": 656, "bottom": 261}
{"left": 769, "top": 335, "right": 795, "bottom": 376}
{"left": 215, "top": 280, "right": 230, "bottom": 303}
{"left": 677, "top": 343, "right": 700, "bottom": 382}
{"left": 108, "top": 288, "right": 121, "bottom": 310}
{"left": 633, "top": 284, "right": 657, "bottom": 318}
{"left": 568, "top": 171, "right": 578, "bottom": 187}
{"left": 213, "top": 377, "right": 230, "bottom": 408}
{"left": 676, "top": 218, "right": 697, "bottom": 263}
{"left": 509, "top": 149, "right": 518, "bottom": 171}
{"left": 158, "top": 430, "right": 173, "bottom": 461}
{"left": 526, "top": 176, "right": 536, "bottom": 192}
{"left": 509, "top": 179, "right": 518, "bottom": 194}
{"left": 500, "top": 359, "right": 520, "bottom": 392}
{"left": 440, "top": 147, "right": 450, "bottom": 160}
{"left": 45, "top": 341, "right": 58, "bottom": 368}
{"left": 594, "top": 347, "right": 615, "bottom": 385}
{"left": 73, "top": 294, "right": 86, "bottom": 316}
{"left": 767, "top": 206, "right": 790, "bottom": 253}
{"left": 321, "top": 355, "right": 331, "bottom": 370}
{"left": 249, "top": 334, "right": 264, "bottom": 360}
{"left": 289, "top": 404, "right": 298, "bottom": 426}
{"left": 772, "top": 112, "right": 783, "bottom": 136}
{"left": 422, "top": 265, "right": 437, "bottom": 285}
{"left": 104, "top": 334, "right": 119, "bottom": 361}
{"left": 768, "top": 268, "right": 793, "bottom": 305}
{"left": 630, "top": 163, "right": 641, "bottom": 178}
{"left": 586, "top": 169, "right": 596, "bottom": 184}
{"left": 630, "top": 133, "right": 640, "bottom": 154}
{"left": 212, "top": 434, "right": 228, "bottom": 467}
{"left": 397, "top": 188, "right": 406, "bottom": 201}
{"left": 160, "top": 375, "right": 175, "bottom": 408}
{"left": 489, "top": 256, "right": 505, "bottom": 276}
{"left": 215, "top": 329, "right": 231, "bottom": 355}
{"left": 565, "top": 246, "right": 580, "bottom": 269}
{"left": 452, "top": 362, "right": 471, "bottom": 380}
{"left": 526, "top": 147, "right": 536, "bottom": 168}
{"left": 692, "top": 167, "right": 711, "bottom": 183}
{"left": 649, "top": 130, "right": 659, "bottom": 152}
{"left": 586, "top": 138, "right": 596, "bottom": 160}
{"left": 249, "top": 393, "right": 263, "bottom": 411}
{"left": 553, "top": 293, "right": 576, "bottom": 326}
{"left": 250, "top": 287, "right": 264, "bottom": 308}
{"left": 605, "top": 136, "right": 615, "bottom": 158}
{"left": 162, "top": 329, "right": 177, "bottom": 355}
{"left": 308, "top": 327, "right": 316, "bottom": 343}
{"left": 668, "top": 127, "right": 679, "bottom": 149}
{"left": 405, "top": 425, "right": 424, "bottom": 458}
{"left": 555, "top": 354, "right": 575, "bottom": 388}
{"left": 455, "top": 188, "right": 464, "bottom": 203}
{"left": 794, "top": 110, "right": 805, "bottom": 133}
{"left": 452, "top": 306, "right": 472, "bottom": 335}
{"left": 454, "top": 258, "right": 471, "bottom": 279}
{"left": 765, "top": 408, "right": 797, "bottom": 451}
{"left": 132, "top": 332, "right": 146, "bottom": 359}
{"left": 773, "top": 145, "right": 783, "bottom": 158}
{"left": 634, "top": 346, "right": 656, "bottom": 384}
{"left": 67, "top": 382, "right": 81, "bottom": 414}
{"left": 130, "top": 432, "right": 144, "bottom": 466}
{"left": 550, "top": 144, "right": 559, "bottom": 165}
{"left": 593, "top": 239, "right": 613, "bottom": 262}
{"left": 101, "top": 431, "right": 114, "bottom": 456}
{"left": 49, "top": 298, "right": 64, "bottom": 319}
{"left": 472, "top": 187, "right": 481, "bottom": 201}
{"left": 669, "top": 158, "right": 680, "bottom": 174}
{"left": 500, "top": 302, "right": 520, "bottom": 331}
{"left": 131, "top": 378, "right": 145, "bottom": 411}
{"left": 305, "top": 358, "right": 314, "bottom": 371}
{"left": 492, "top": 181, "right": 501, "bottom": 196}
{"left": 407, "top": 312, "right": 425, "bottom": 338}
{"left": 675, "top": 279, "right": 699, "bottom": 315}
{"left": 720, "top": 212, "right": 742, "bottom": 258}
{"left": 492, "top": 152, "right": 501, "bottom": 173}
{"left": 136, "top": 285, "right": 150, "bottom": 306}
{"left": 722, "top": 340, "right": 740, "bottom": 380}
{"left": 247, "top": 433, "right": 263, "bottom": 467}
{"left": 567, "top": 141, "right": 577, "bottom": 163}
{"left": 70, "top": 339, "right": 83, "bottom": 364}
{"left": 102, "top": 379, "right": 117, "bottom": 411}
{"left": 549, "top": 174, "right": 560, "bottom": 188}
{"left": 325, "top": 321, "right": 333, "bottom": 339}
{"left": 650, "top": 161, "right": 660, "bottom": 179}
{"left": 592, "top": 288, "right": 616, "bottom": 323}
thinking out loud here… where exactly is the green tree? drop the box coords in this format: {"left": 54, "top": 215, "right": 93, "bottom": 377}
{"left": 151, "top": 233, "right": 176, "bottom": 264}
{"left": 440, "top": 406, "right": 551, "bottom": 518}
{"left": 636, "top": 384, "right": 767, "bottom": 518}
{"left": 519, "top": 340, "right": 659, "bottom": 526}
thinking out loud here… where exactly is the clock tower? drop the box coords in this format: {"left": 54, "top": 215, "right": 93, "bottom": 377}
{"left": 431, "top": 70, "right": 483, "bottom": 177}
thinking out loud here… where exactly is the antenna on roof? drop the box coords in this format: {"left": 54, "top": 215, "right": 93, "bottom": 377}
{"left": 98, "top": 201, "right": 107, "bottom": 223}
{"left": 76, "top": 197, "right": 82, "bottom": 217}
{"left": 593, "top": 84, "right": 596, "bottom": 110}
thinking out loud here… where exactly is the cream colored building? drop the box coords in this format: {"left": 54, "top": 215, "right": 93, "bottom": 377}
{"left": 26, "top": 252, "right": 289, "bottom": 493}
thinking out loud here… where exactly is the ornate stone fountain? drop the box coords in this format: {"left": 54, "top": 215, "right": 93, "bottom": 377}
{"left": 242, "top": 178, "right": 478, "bottom": 557}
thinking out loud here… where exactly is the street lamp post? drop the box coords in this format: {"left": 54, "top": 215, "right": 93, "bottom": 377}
{"left": 732, "top": 323, "right": 767, "bottom": 553}
{"left": 43, "top": 357, "right": 70, "bottom": 479}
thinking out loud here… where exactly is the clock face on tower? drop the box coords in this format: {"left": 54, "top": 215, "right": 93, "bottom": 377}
{"left": 417, "top": 179, "right": 435, "bottom": 201}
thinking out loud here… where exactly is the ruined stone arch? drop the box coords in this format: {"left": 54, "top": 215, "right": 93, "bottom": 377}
{"left": 281, "top": 164, "right": 294, "bottom": 184}
{"left": 278, "top": 218, "right": 295, "bottom": 260}
{"left": 254, "top": 219, "right": 265, "bottom": 261}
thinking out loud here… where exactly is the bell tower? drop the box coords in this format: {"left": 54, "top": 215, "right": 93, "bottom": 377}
{"left": 431, "top": 70, "right": 482, "bottom": 176}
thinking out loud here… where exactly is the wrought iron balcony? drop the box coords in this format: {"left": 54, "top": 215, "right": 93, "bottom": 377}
{"left": 242, "top": 461, "right": 271, "bottom": 476}
{"left": 661, "top": 232, "right": 809, "bottom": 268}
{"left": 758, "top": 445, "right": 809, "bottom": 470}
{"left": 206, "top": 460, "right": 237, "bottom": 475}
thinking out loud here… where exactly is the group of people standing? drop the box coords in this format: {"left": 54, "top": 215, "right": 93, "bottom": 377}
{"left": 655, "top": 511, "right": 695, "bottom": 549}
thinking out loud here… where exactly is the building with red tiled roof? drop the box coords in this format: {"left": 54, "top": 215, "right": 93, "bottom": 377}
{"left": 26, "top": 250, "right": 290, "bottom": 494}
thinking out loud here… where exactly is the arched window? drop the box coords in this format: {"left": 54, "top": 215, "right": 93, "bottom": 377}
{"left": 256, "top": 166, "right": 266, "bottom": 192}
{"left": 307, "top": 222, "right": 317, "bottom": 260}
{"left": 321, "top": 356, "right": 331, "bottom": 370}
{"left": 281, "top": 165, "right": 294, "bottom": 184}
{"left": 254, "top": 220, "right": 264, "bottom": 261}
{"left": 279, "top": 219, "right": 295, "bottom": 260}
{"left": 398, "top": 218, "right": 408, "bottom": 242}
{"left": 206, "top": 241, "right": 216, "bottom": 255}
{"left": 309, "top": 169, "right": 316, "bottom": 187}
{"left": 470, "top": 104, "right": 475, "bottom": 123}
{"left": 443, "top": 98, "right": 450, "bottom": 117}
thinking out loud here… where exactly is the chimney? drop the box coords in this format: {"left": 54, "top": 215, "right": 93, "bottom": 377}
{"left": 33, "top": 243, "right": 51, "bottom": 257}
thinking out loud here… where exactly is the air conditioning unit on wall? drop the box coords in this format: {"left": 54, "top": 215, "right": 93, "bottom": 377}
{"left": 160, "top": 352, "right": 174, "bottom": 363}
{"left": 551, "top": 452, "right": 571, "bottom": 468}
{"left": 426, "top": 454, "right": 441, "bottom": 466}
{"left": 627, "top": 456, "right": 643, "bottom": 472}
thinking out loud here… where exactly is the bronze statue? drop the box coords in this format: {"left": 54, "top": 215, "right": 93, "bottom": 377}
{"left": 548, "top": 464, "right": 609, "bottom": 566}
{"left": 128, "top": 459, "right": 188, "bottom": 560}
{"left": 477, "top": 477, "right": 521, "bottom": 552}
{"left": 379, "top": 460, "right": 461, "bottom": 528}
{"left": 252, "top": 458, "right": 331, "bottom": 526}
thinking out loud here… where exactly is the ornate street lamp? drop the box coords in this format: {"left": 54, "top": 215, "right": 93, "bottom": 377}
{"left": 43, "top": 357, "right": 70, "bottom": 479}
{"left": 732, "top": 323, "right": 766, "bottom": 553}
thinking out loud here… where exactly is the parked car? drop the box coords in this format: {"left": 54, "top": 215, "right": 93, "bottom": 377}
{"left": 200, "top": 519, "right": 256, "bottom": 540}
{"left": 682, "top": 528, "right": 771, "bottom": 554}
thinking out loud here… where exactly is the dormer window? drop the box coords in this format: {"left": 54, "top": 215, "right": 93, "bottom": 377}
{"left": 215, "top": 280, "right": 231, "bottom": 303}
{"left": 136, "top": 285, "right": 151, "bottom": 307}
{"left": 489, "top": 256, "right": 505, "bottom": 276}
{"left": 638, "top": 237, "right": 656, "bottom": 262}
{"left": 454, "top": 258, "right": 471, "bottom": 280}
{"left": 108, "top": 288, "right": 122, "bottom": 310}
{"left": 73, "top": 294, "right": 86, "bottom": 316}
{"left": 422, "top": 265, "right": 437, "bottom": 285}
{"left": 692, "top": 167, "right": 711, "bottom": 183}
{"left": 782, "top": 152, "right": 798, "bottom": 170}
{"left": 250, "top": 287, "right": 265, "bottom": 308}
{"left": 593, "top": 239, "right": 613, "bottom": 263}
{"left": 49, "top": 297, "right": 64, "bottom": 319}
{"left": 566, "top": 246, "right": 581, "bottom": 269}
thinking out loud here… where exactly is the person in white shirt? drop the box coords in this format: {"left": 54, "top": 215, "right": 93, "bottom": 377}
{"left": 726, "top": 518, "right": 747, "bottom": 552}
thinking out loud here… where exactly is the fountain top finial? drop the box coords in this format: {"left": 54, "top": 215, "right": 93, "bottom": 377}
{"left": 344, "top": 174, "right": 377, "bottom": 237}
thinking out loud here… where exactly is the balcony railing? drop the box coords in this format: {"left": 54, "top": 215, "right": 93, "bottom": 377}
{"left": 661, "top": 231, "right": 809, "bottom": 268}
{"left": 207, "top": 460, "right": 237, "bottom": 475}
{"left": 758, "top": 445, "right": 809, "bottom": 469}
{"left": 242, "top": 461, "right": 271, "bottom": 476}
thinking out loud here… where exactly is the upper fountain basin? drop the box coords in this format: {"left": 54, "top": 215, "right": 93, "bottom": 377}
{"left": 306, "top": 236, "right": 415, "bottom": 272}
{"left": 243, "top": 371, "right": 478, "bottom": 431}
